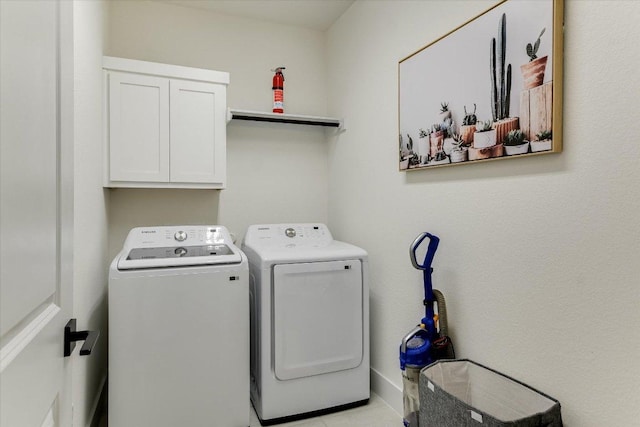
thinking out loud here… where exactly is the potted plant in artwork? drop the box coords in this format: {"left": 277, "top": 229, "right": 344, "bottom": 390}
{"left": 400, "top": 133, "right": 420, "bottom": 169}
{"left": 441, "top": 117, "right": 457, "bottom": 155}
{"left": 531, "top": 129, "right": 552, "bottom": 152}
{"left": 503, "top": 129, "right": 530, "bottom": 155}
{"left": 441, "top": 117, "right": 454, "bottom": 135}
{"left": 417, "top": 128, "right": 431, "bottom": 164}
{"left": 470, "top": 120, "right": 503, "bottom": 160}
{"left": 429, "top": 123, "right": 445, "bottom": 159}
{"left": 399, "top": 134, "right": 410, "bottom": 170}
{"left": 473, "top": 120, "right": 496, "bottom": 149}
{"left": 449, "top": 133, "right": 469, "bottom": 163}
{"left": 438, "top": 102, "right": 451, "bottom": 122}
{"left": 407, "top": 134, "right": 421, "bottom": 168}
{"left": 490, "top": 13, "right": 519, "bottom": 145}
{"left": 460, "top": 104, "right": 478, "bottom": 145}
{"left": 521, "top": 28, "right": 548, "bottom": 89}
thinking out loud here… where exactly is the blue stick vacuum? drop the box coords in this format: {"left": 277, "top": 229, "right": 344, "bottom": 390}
{"left": 399, "top": 232, "right": 454, "bottom": 427}
{"left": 400, "top": 232, "right": 440, "bottom": 370}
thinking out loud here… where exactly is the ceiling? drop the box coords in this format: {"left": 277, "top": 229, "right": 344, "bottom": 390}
{"left": 162, "top": 0, "right": 355, "bottom": 31}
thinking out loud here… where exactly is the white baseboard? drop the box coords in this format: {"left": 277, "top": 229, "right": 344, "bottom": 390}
{"left": 370, "top": 368, "right": 403, "bottom": 416}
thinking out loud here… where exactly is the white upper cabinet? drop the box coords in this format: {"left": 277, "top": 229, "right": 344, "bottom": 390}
{"left": 170, "top": 79, "right": 225, "bottom": 184}
{"left": 104, "top": 57, "right": 229, "bottom": 189}
{"left": 108, "top": 71, "right": 170, "bottom": 183}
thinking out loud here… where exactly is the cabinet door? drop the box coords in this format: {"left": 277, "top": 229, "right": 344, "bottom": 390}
{"left": 108, "top": 71, "right": 169, "bottom": 182}
{"left": 170, "top": 79, "right": 226, "bottom": 185}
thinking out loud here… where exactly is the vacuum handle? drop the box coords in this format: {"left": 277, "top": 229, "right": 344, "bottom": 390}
{"left": 400, "top": 325, "right": 424, "bottom": 353}
{"left": 410, "top": 232, "right": 440, "bottom": 270}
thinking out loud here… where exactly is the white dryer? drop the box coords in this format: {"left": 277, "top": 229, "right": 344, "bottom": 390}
{"left": 242, "top": 223, "right": 369, "bottom": 424}
{"left": 109, "top": 225, "right": 249, "bottom": 427}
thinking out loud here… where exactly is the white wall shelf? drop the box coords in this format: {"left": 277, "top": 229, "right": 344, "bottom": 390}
{"left": 227, "top": 108, "right": 343, "bottom": 129}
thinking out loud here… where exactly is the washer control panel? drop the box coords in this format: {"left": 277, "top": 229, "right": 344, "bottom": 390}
{"left": 117, "top": 225, "right": 241, "bottom": 270}
{"left": 126, "top": 226, "right": 231, "bottom": 247}
{"left": 126, "top": 243, "right": 233, "bottom": 261}
{"left": 243, "top": 224, "right": 333, "bottom": 248}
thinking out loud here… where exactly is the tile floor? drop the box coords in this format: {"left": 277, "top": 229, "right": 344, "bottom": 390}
{"left": 250, "top": 394, "right": 401, "bottom": 427}
{"left": 99, "top": 393, "right": 402, "bottom": 426}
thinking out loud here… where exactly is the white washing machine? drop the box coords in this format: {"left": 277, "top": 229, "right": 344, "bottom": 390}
{"left": 108, "top": 225, "right": 249, "bottom": 427}
{"left": 242, "top": 223, "right": 369, "bottom": 424}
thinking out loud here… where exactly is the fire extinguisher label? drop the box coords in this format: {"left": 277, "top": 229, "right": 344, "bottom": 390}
{"left": 273, "top": 89, "right": 284, "bottom": 111}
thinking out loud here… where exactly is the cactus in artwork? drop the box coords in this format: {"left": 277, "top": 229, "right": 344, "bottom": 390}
{"left": 475, "top": 120, "right": 494, "bottom": 132}
{"left": 490, "top": 13, "right": 512, "bottom": 122}
{"left": 490, "top": 38, "right": 498, "bottom": 122}
{"left": 505, "top": 64, "right": 512, "bottom": 118}
{"left": 462, "top": 104, "right": 478, "bottom": 126}
{"left": 535, "top": 130, "right": 552, "bottom": 141}
{"left": 498, "top": 13, "right": 506, "bottom": 118}
{"left": 527, "top": 28, "right": 546, "bottom": 61}
{"left": 503, "top": 129, "right": 526, "bottom": 146}
{"left": 451, "top": 133, "right": 469, "bottom": 150}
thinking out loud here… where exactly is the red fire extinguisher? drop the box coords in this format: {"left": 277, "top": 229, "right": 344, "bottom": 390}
{"left": 272, "top": 67, "right": 285, "bottom": 113}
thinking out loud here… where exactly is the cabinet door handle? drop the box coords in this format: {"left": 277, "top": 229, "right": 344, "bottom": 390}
{"left": 64, "top": 319, "right": 100, "bottom": 357}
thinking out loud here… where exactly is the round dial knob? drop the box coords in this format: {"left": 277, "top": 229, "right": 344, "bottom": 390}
{"left": 285, "top": 228, "right": 296, "bottom": 238}
{"left": 174, "top": 231, "right": 187, "bottom": 242}
{"left": 174, "top": 247, "right": 187, "bottom": 257}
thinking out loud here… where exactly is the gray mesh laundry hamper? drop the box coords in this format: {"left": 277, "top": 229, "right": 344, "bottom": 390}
{"left": 419, "top": 359, "right": 562, "bottom": 427}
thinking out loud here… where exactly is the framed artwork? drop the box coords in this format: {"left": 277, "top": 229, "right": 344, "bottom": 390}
{"left": 398, "top": 0, "right": 563, "bottom": 170}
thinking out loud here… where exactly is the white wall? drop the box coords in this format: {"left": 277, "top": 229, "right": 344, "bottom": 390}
{"left": 327, "top": 1, "right": 640, "bottom": 426}
{"left": 106, "top": 1, "right": 330, "bottom": 255}
{"left": 73, "top": 1, "right": 109, "bottom": 426}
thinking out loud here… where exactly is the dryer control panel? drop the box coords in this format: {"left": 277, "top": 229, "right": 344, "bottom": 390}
{"left": 244, "top": 223, "right": 333, "bottom": 248}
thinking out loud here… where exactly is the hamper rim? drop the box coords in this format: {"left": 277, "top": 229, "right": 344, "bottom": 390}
{"left": 420, "top": 358, "right": 562, "bottom": 406}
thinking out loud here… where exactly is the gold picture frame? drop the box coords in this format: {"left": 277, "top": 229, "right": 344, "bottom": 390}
{"left": 398, "top": 0, "right": 564, "bottom": 171}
